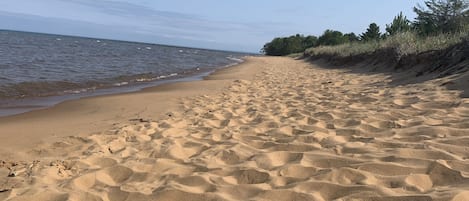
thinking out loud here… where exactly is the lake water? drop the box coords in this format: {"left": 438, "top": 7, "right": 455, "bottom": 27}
{"left": 0, "top": 30, "right": 248, "bottom": 116}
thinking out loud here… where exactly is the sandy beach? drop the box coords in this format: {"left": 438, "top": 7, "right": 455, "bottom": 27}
{"left": 1, "top": 56, "right": 469, "bottom": 201}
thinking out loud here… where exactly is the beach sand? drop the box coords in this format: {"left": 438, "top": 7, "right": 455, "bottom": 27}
{"left": 1, "top": 56, "right": 469, "bottom": 200}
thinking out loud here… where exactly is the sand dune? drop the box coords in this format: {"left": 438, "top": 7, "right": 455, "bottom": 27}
{"left": 1, "top": 57, "right": 469, "bottom": 200}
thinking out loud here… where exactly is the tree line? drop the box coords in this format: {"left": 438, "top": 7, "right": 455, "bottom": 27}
{"left": 261, "top": 0, "right": 469, "bottom": 56}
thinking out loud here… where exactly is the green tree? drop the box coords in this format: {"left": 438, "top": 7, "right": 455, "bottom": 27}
{"left": 303, "top": 35, "right": 318, "bottom": 49}
{"left": 386, "top": 12, "right": 412, "bottom": 35}
{"left": 261, "top": 37, "right": 287, "bottom": 56}
{"left": 284, "top": 34, "right": 304, "bottom": 54}
{"left": 413, "top": 0, "right": 469, "bottom": 35}
{"left": 261, "top": 34, "right": 318, "bottom": 56}
{"left": 317, "top": 30, "right": 347, "bottom": 46}
{"left": 343, "top": 32, "right": 360, "bottom": 42}
{"left": 360, "top": 23, "right": 382, "bottom": 41}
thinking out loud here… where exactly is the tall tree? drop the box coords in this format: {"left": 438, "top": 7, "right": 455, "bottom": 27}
{"left": 360, "top": 23, "right": 382, "bottom": 41}
{"left": 386, "top": 12, "right": 412, "bottom": 35}
{"left": 413, "top": 0, "right": 469, "bottom": 35}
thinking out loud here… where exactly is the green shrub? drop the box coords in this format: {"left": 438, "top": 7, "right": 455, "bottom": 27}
{"left": 306, "top": 30, "right": 468, "bottom": 57}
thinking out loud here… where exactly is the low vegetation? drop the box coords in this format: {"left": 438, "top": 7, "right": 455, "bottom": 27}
{"left": 306, "top": 30, "right": 468, "bottom": 57}
{"left": 262, "top": 0, "right": 469, "bottom": 57}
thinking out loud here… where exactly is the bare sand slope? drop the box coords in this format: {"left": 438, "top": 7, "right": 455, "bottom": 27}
{"left": 1, "top": 57, "right": 469, "bottom": 201}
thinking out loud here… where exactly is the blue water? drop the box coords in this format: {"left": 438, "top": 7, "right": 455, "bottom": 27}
{"left": 0, "top": 30, "right": 248, "bottom": 116}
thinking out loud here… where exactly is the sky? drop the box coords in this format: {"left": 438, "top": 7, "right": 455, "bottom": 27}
{"left": 0, "top": 0, "right": 425, "bottom": 53}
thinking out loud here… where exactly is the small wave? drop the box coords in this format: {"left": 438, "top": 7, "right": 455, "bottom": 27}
{"left": 136, "top": 78, "right": 155, "bottom": 82}
{"left": 226, "top": 56, "right": 244, "bottom": 63}
{"left": 157, "top": 73, "right": 178, "bottom": 80}
{"left": 63, "top": 88, "right": 92, "bottom": 94}
{"left": 116, "top": 72, "right": 180, "bottom": 84}
{"left": 113, "top": 82, "right": 129, "bottom": 86}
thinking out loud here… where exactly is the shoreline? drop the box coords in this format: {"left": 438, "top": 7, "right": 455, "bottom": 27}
{"left": 0, "top": 61, "right": 243, "bottom": 117}
{"left": 0, "top": 57, "right": 257, "bottom": 157}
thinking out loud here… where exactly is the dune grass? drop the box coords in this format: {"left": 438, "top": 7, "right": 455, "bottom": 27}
{"left": 305, "top": 30, "right": 469, "bottom": 58}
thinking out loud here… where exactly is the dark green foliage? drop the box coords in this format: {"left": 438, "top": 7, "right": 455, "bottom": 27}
{"left": 386, "top": 12, "right": 412, "bottom": 35}
{"left": 344, "top": 32, "right": 360, "bottom": 42}
{"left": 413, "top": 0, "right": 469, "bottom": 35}
{"left": 303, "top": 35, "right": 318, "bottom": 49}
{"left": 261, "top": 30, "right": 354, "bottom": 55}
{"left": 317, "top": 30, "right": 348, "bottom": 46}
{"left": 261, "top": 37, "right": 288, "bottom": 56}
{"left": 261, "top": 34, "right": 317, "bottom": 56}
{"left": 360, "top": 23, "right": 382, "bottom": 41}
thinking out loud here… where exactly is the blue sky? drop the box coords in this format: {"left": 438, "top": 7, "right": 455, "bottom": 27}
{"left": 0, "top": 0, "right": 425, "bottom": 52}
